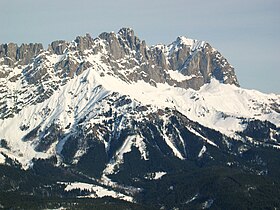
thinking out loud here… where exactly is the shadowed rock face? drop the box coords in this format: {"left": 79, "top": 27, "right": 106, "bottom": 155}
{"left": 48, "top": 40, "right": 68, "bottom": 55}
{"left": 0, "top": 43, "right": 43, "bottom": 66}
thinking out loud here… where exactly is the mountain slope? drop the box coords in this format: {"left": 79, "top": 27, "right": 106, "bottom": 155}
{"left": 0, "top": 28, "right": 280, "bottom": 209}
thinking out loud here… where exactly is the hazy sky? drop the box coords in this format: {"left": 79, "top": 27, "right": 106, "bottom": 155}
{"left": 0, "top": 0, "right": 279, "bottom": 93}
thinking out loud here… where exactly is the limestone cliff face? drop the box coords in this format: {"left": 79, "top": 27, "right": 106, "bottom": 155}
{"left": 48, "top": 40, "right": 68, "bottom": 55}
{"left": 95, "top": 28, "right": 239, "bottom": 89}
{"left": 0, "top": 43, "right": 43, "bottom": 67}
{"left": 0, "top": 28, "right": 238, "bottom": 88}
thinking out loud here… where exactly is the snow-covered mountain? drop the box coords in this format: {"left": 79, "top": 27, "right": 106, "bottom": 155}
{"left": 0, "top": 28, "right": 280, "bottom": 209}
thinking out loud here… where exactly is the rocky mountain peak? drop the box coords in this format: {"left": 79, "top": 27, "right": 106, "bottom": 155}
{"left": 74, "top": 33, "right": 94, "bottom": 51}
{"left": 0, "top": 28, "right": 239, "bottom": 89}
{"left": 118, "top": 27, "right": 135, "bottom": 37}
{"left": 92, "top": 28, "right": 239, "bottom": 89}
{"left": 166, "top": 35, "right": 239, "bottom": 87}
{"left": 0, "top": 28, "right": 240, "bottom": 120}
{"left": 117, "top": 27, "right": 143, "bottom": 50}
{"left": 174, "top": 36, "right": 203, "bottom": 48}
{"left": 48, "top": 40, "right": 68, "bottom": 55}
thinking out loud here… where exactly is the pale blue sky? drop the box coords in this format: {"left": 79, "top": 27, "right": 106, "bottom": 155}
{"left": 0, "top": 0, "right": 279, "bottom": 93}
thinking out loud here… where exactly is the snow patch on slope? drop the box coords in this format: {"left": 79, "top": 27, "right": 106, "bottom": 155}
{"left": 62, "top": 182, "right": 134, "bottom": 202}
{"left": 162, "top": 116, "right": 185, "bottom": 159}
{"left": 104, "top": 135, "right": 148, "bottom": 175}
{"left": 186, "top": 126, "right": 218, "bottom": 147}
{"left": 168, "top": 70, "right": 196, "bottom": 82}
{"left": 198, "top": 145, "right": 207, "bottom": 158}
{"left": 154, "top": 172, "right": 167, "bottom": 180}
{"left": 144, "top": 171, "right": 167, "bottom": 180}
{"left": 0, "top": 153, "right": 6, "bottom": 164}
